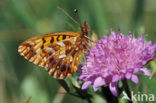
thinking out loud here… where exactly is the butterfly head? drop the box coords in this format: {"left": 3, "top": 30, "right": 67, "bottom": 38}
{"left": 80, "top": 21, "right": 90, "bottom": 36}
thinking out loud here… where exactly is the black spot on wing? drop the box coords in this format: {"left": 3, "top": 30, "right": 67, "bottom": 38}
{"left": 50, "top": 37, "right": 54, "bottom": 43}
{"left": 63, "top": 35, "right": 66, "bottom": 40}
{"left": 41, "top": 45, "right": 44, "bottom": 49}
{"left": 42, "top": 38, "right": 46, "bottom": 43}
{"left": 61, "top": 65, "right": 66, "bottom": 72}
{"left": 56, "top": 35, "right": 60, "bottom": 41}
{"left": 49, "top": 57, "right": 53, "bottom": 62}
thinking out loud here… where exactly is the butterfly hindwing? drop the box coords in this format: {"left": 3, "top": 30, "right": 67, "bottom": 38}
{"left": 18, "top": 32, "right": 83, "bottom": 79}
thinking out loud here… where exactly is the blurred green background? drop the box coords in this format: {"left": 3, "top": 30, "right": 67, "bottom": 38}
{"left": 0, "top": 0, "right": 156, "bottom": 103}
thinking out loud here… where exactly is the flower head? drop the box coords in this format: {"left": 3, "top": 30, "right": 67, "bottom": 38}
{"left": 79, "top": 30, "right": 156, "bottom": 96}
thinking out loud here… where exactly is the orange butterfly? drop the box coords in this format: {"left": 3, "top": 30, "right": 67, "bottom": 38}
{"left": 18, "top": 21, "right": 90, "bottom": 79}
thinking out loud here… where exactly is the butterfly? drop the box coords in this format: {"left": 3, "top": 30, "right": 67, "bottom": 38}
{"left": 18, "top": 21, "right": 90, "bottom": 79}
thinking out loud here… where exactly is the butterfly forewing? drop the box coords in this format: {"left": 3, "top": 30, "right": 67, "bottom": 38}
{"left": 18, "top": 32, "right": 84, "bottom": 79}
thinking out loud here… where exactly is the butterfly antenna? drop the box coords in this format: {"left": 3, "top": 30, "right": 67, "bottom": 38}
{"left": 58, "top": 6, "right": 80, "bottom": 26}
{"left": 74, "top": 9, "right": 82, "bottom": 27}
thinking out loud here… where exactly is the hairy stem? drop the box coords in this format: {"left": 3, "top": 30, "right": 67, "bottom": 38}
{"left": 122, "top": 79, "right": 133, "bottom": 103}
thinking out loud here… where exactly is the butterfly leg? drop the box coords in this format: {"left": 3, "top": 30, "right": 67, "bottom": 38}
{"left": 84, "top": 35, "right": 95, "bottom": 43}
{"left": 82, "top": 50, "right": 86, "bottom": 63}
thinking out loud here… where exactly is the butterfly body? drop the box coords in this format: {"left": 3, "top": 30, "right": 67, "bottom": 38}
{"left": 18, "top": 22, "right": 90, "bottom": 79}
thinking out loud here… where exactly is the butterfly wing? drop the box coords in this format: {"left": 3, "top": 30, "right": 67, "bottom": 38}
{"left": 18, "top": 32, "right": 83, "bottom": 79}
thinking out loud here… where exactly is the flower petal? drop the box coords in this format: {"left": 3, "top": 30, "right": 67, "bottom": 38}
{"left": 78, "top": 75, "right": 86, "bottom": 81}
{"left": 131, "top": 75, "right": 139, "bottom": 84}
{"left": 93, "top": 86, "right": 98, "bottom": 91}
{"left": 81, "top": 81, "right": 92, "bottom": 90}
{"left": 133, "top": 68, "right": 139, "bottom": 73}
{"left": 109, "top": 83, "right": 118, "bottom": 96}
{"left": 140, "top": 68, "right": 151, "bottom": 77}
{"left": 125, "top": 72, "right": 132, "bottom": 79}
{"left": 93, "top": 77, "right": 105, "bottom": 91}
{"left": 112, "top": 75, "right": 120, "bottom": 82}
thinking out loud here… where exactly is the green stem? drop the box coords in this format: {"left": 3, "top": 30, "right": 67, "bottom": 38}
{"left": 101, "top": 86, "right": 118, "bottom": 103}
{"left": 122, "top": 79, "right": 132, "bottom": 103}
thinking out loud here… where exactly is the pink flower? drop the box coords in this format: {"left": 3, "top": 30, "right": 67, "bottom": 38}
{"left": 79, "top": 30, "right": 156, "bottom": 96}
